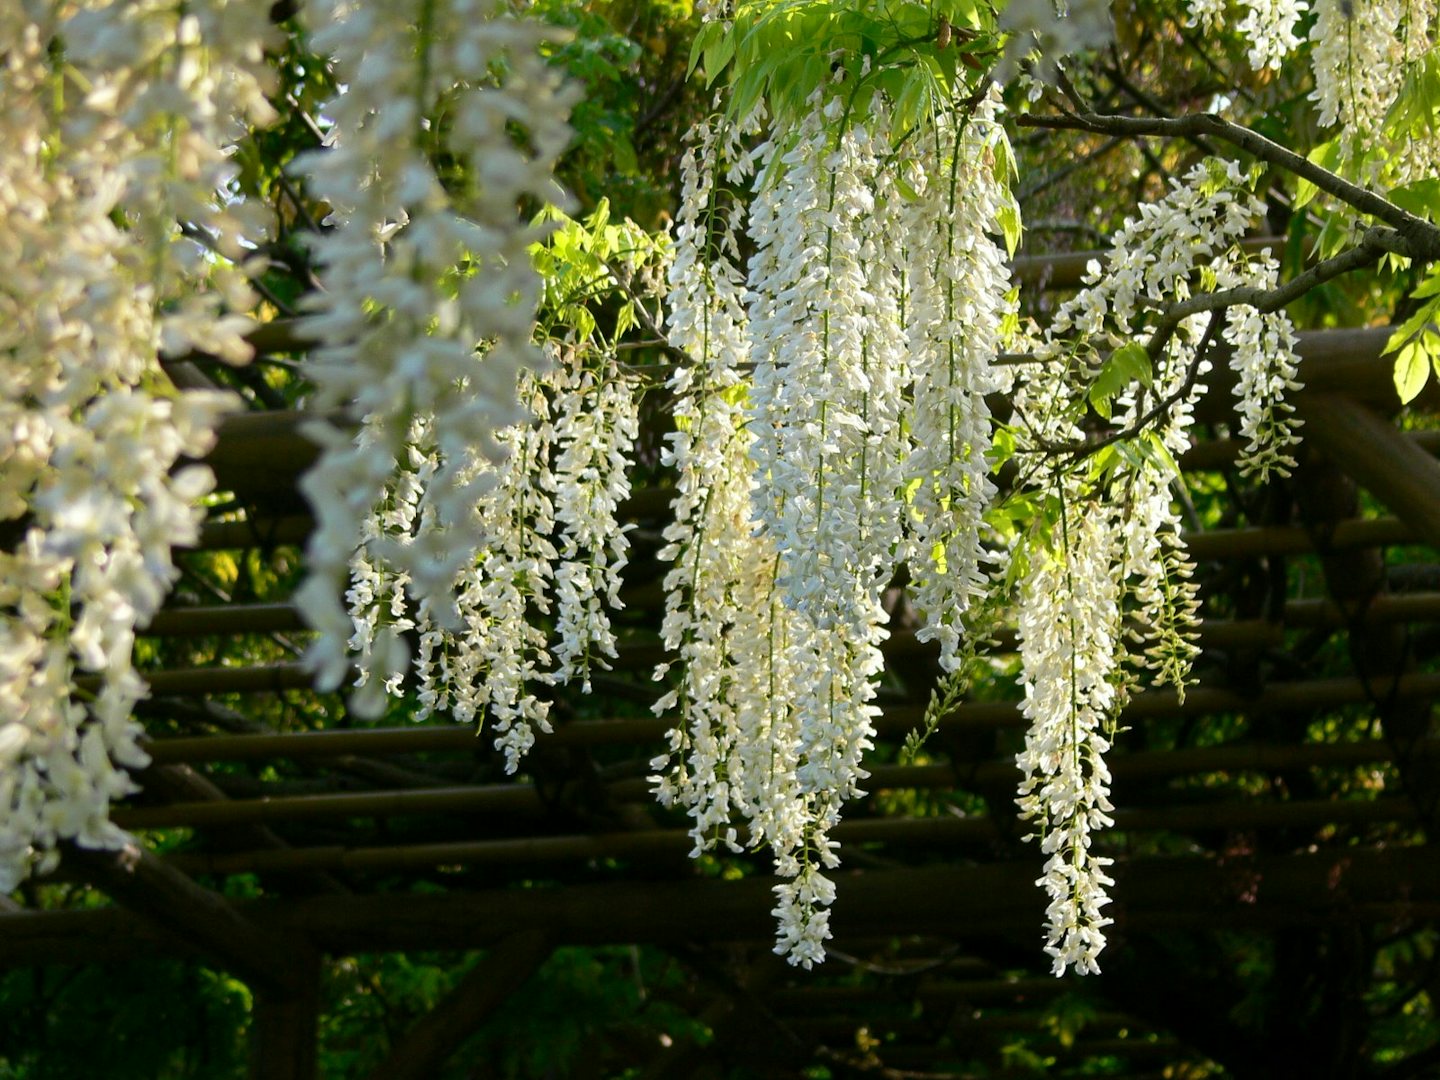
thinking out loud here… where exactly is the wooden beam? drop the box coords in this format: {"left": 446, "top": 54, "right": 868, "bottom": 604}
{"left": 250, "top": 944, "right": 320, "bottom": 1080}
{"left": 157, "top": 796, "right": 1418, "bottom": 878}
{"left": 363, "top": 931, "right": 550, "bottom": 1080}
{"left": 135, "top": 589, "right": 1440, "bottom": 649}
{"left": 1299, "top": 393, "right": 1440, "bottom": 549}
{"left": 141, "top": 763, "right": 349, "bottom": 894}
{"left": 6, "top": 847, "right": 1439, "bottom": 965}
{"left": 115, "top": 737, "right": 1437, "bottom": 831}
{"left": 142, "top": 672, "right": 1440, "bottom": 761}
{"left": 64, "top": 841, "right": 304, "bottom": 994}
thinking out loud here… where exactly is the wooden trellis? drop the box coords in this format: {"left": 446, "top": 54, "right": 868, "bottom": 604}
{"left": 3, "top": 245, "right": 1438, "bottom": 1080}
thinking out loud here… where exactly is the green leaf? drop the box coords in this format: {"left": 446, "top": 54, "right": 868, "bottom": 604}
{"left": 986, "top": 423, "right": 1016, "bottom": 469}
{"left": 1387, "top": 178, "right": 1440, "bottom": 221}
{"left": 1413, "top": 265, "right": 1440, "bottom": 299}
{"left": 1295, "top": 139, "right": 1339, "bottom": 210}
{"left": 1137, "top": 430, "right": 1181, "bottom": 478}
{"left": 1395, "top": 340, "right": 1430, "bottom": 403}
{"left": 996, "top": 193, "right": 1022, "bottom": 258}
{"left": 703, "top": 28, "right": 736, "bottom": 86}
{"left": 1383, "top": 296, "right": 1440, "bottom": 354}
{"left": 1089, "top": 341, "right": 1153, "bottom": 415}
{"left": 688, "top": 20, "right": 722, "bottom": 79}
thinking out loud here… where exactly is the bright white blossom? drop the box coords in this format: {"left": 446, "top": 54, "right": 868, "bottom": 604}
{"left": 551, "top": 362, "right": 641, "bottom": 691}
{"left": 294, "top": 0, "right": 577, "bottom": 710}
{"left": 1308, "top": 0, "right": 1438, "bottom": 182}
{"left": 743, "top": 91, "right": 912, "bottom": 964}
{"left": 1008, "top": 159, "right": 1281, "bottom": 972}
{"left": 1015, "top": 505, "right": 1123, "bottom": 977}
{"left": 1183, "top": 0, "right": 1309, "bottom": 70}
{"left": 902, "top": 91, "right": 1013, "bottom": 671}
{"left": 0, "top": 2, "right": 274, "bottom": 889}
{"left": 1219, "top": 255, "right": 1305, "bottom": 480}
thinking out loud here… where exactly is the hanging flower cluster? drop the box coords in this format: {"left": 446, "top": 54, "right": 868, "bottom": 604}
{"left": 650, "top": 84, "right": 1018, "bottom": 967}
{"left": 343, "top": 352, "right": 642, "bottom": 770}
{"left": 1009, "top": 158, "right": 1302, "bottom": 972}
{"left": 0, "top": 2, "right": 275, "bottom": 889}
{"left": 650, "top": 110, "right": 799, "bottom": 862}
{"left": 293, "top": 0, "right": 579, "bottom": 708}
{"left": 1184, "top": 0, "right": 1309, "bottom": 72}
{"left": 902, "top": 102, "right": 1012, "bottom": 673}
{"left": 0, "top": 0, "right": 1406, "bottom": 988}
{"left": 1014, "top": 502, "right": 1124, "bottom": 977}
{"left": 1309, "top": 0, "right": 1439, "bottom": 179}
{"left": 1187, "top": 0, "right": 1438, "bottom": 180}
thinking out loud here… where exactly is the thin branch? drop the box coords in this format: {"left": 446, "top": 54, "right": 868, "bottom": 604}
{"left": 1017, "top": 135, "right": 1126, "bottom": 202}
{"left": 1017, "top": 111, "right": 1440, "bottom": 259}
{"left": 1021, "top": 227, "right": 1391, "bottom": 461}
{"left": 598, "top": 257, "right": 694, "bottom": 365}
{"left": 1161, "top": 228, "right": 1400, "bottom": 319}
{"left": 1027, "top": 309, "right": 1223, "bottom": 461}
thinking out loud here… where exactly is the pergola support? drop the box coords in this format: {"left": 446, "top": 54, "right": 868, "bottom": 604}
{"left": 1298, "top": 392, "right": 1440, "bottom": 548}
{"left": 363, "top": 931, "right": 551, "bottom": 1080}
{"left": 10, "top": 847, "right": 1435, "bottom": 967}
{"left": 65, "top": 842, "right": 303, "bottom": 993}
{"left": 250, "top": 945, "right": 321, "bottom": 1080}
{"left": 65, "top": 842, "right": 321, "bottom": 1078}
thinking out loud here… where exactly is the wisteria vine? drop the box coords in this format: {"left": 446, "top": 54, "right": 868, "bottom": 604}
{"left": 3, "top": 0, "right": 1433, "bottom": 981}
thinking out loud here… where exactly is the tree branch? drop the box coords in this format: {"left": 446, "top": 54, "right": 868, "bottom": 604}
{"left": 1017, "top": 111, "right": 1440, "bottom": 259}
{"left": 1161, "top": 228, "right": 1400, "bottom": 320}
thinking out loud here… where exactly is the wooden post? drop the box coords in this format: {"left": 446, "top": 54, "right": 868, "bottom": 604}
{"left": 250, "top": 944, "right": 321, "bottom": 1080}
{"left": 363, "top": 931, "right": 550, "bottom": 1080}
{"left": 1298, "top": 392, "right": 1440, "bottom": 548}
{"left": 65, "top": 842, "right": 301, "bottom": 993}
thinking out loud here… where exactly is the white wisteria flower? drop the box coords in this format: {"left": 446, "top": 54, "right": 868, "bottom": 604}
{"left": 0, "top": 2, "right": 272, "bottom": 888}
{"left": 295, "top": 0, "right": 577, "bottom": 711}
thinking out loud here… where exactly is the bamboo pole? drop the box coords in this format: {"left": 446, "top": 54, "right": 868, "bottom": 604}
{"left": 161, "top": 797, "right": 1415, "bottom": 877}
{"left": 1299, "top": 393, "right": 1440, "bottom": 548}
{"left": 1180, "top": 430, "right": 1440, "bottom": 472}
{"left": 124, "top": 738, "right": 1435, "bottom": 826}
{"left": 6, "top": 848, "right": 1435, "bottom": 964}
{"left": 141, "top": 673, "right": 1440, "bottom": 763}
{"left": 118, "top": 740, "right": 1438, "bottom": 830}
{"left": 137, "top": 590, "right": 1440, "bottom": 664}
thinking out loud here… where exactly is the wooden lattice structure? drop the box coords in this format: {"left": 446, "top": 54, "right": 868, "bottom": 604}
{"left": 3, "top": 247, "right": 1439, "bottom": 1080}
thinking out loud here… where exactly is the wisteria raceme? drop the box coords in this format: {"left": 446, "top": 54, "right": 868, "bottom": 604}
{"left": 901, "top": 91, "right": 1012, "bottom": 672}
{"left": 1111, "top": 328, "right": 1207, "bottom": 695}
{"left": 1309, "top": 0, "right": 1438, "bottom": 180}
{"left": 0, "top": 3, "right": 274, "bottom": 889}
{"left": 442, "top": 374, "right": 560, "bottom": 773}
{"left": 552, "top": 362, "right": 641, "bottom": 692}
{"left": 1007, "top": 159, "right": 1277, "bottom": 972}
{"left": 1310, "top": 0, "right": 1405, "bottom": 142}
{"left": 650, "top": 111, "right": 837, "bottom": 966}
{"left": 743, "top": 89, "right": 911, "bottom": 965}
{"left": 1218, "top": 254, "right": 1305, "bottom": 481}
{"left": 652, "top": 111, "right": 774, "bottom": 857}
{"left": 342, "top": 351, "right": 646, "bottom": 773}
{"left": 1015, "top": 503, "right": 1124, "bottom": 977}
{"left": 346, "top": 371, "right": 558, "bottom": 772}
{"left": 294, "top": 0, "right": 577, "bottom": 708}
{"left": 1237, "top": 0, "right": 1310, "bottom": 69}
{"left": 344, "top": 416, "right": 429, "bottom": 720}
